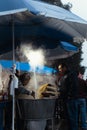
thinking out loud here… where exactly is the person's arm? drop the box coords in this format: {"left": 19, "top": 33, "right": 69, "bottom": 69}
{"left": 15, "top": 81, "right": 35, "bottom": 97}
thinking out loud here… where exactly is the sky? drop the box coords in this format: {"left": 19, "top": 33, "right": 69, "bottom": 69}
{"left": 61, "top": 0, "right": 87, "bottom": 20}
{"left": 61, "top": 0, "right": 87, "bottom": 79}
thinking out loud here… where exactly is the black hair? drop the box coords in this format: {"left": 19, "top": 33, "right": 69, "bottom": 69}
{"left": 15, "top": 69, "right": 20, "bottom": 77}
{"left": 19, "top": 72, "right": 30, "bottom": 84}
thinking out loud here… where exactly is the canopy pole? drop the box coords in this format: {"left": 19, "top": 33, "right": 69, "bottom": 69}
{"left": 12, "top": 14, "right": 15, "bottom": 130}
{"left": 12, "top": 14, "right": 15, "bottom": 64}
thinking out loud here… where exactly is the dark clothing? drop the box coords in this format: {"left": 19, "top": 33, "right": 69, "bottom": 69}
{"left": 58, "top": 70, "right": 78, "bottom": 99}
{"left": 65, "top": 71, "right": 78, "bottom": 99}
{"left": 58, "top": 70, "right": 87, "bottom": 130}
{"left": 77, "top": 78, "right": 87, "bottom": 98}
{"left": 59, "top": 70, "right": 87, "bottom": 99}
{"left": 67, "top": 98, "right": 87, "bottom": 130}
{"left": 15, "top": 81, "right": 32, "bottom": 130}
{"left": 15, "top": 81, "right": 32, "bottom": 96}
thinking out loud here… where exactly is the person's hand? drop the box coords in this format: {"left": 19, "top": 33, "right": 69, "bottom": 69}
{"left": 42, "top": 92, "right": 50, "bottom": 97}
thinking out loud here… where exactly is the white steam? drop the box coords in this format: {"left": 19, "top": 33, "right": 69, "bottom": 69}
{"left": 29, "top": 50, "right": 45, "bottom": 67}
{"left": 20, "top": 44, "right": 46, "bottom": 92}
{"left": 20, "top": 44, "right": 46, "bottom": 68}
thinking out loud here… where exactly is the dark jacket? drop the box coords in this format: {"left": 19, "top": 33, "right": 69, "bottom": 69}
{"left": 77, "top": 78, "right": 87, "bottom": 98}
{"left": 59, "top": 70, "right": 79, "bottom": 99}
{"left": 59, "top": 70, "right": 87, "bottom": 99}
{"left": 15, "top": 81, "right": 31, "bottom": 96}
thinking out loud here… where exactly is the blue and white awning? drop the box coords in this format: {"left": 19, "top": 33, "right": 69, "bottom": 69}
{"left": 0, "top": 0, "right": 27, "bottom": 16}
{"left": 23, "top": 0, "right": 87, "bottom": 24}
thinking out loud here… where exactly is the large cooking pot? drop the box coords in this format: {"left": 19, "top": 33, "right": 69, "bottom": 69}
{"left": 17, "top": 98, "right": 56, "bottom": 120}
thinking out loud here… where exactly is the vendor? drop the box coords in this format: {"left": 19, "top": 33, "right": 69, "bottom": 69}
{"left": 15, "top": 72, "right": 35, "bottom": 130}
{"left": 15, "top": 71, "right": 35, "bottom": 98}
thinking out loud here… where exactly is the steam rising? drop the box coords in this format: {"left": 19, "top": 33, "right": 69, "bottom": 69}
{"left": 20, "top": 44, "right": 46, "bottom": 68}
{"left": 20, "top": 44, "right": 46, "bottom": 92}
{"left": 29, "top": 50, "right": 45, "bottom": 67}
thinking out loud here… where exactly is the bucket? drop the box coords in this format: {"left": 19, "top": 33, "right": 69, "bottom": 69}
{"left": 17, "top": 98, "right": 56, "bottom": 120}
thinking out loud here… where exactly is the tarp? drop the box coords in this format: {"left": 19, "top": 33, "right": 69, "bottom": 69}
{"left": 0, "top": 0, "right": 86, "bottom": 54}
{"left": 0, "top": 0, "right": 27, "bottom": 16}
{"left": 0, "top": 41, "right": 78, "bottom": 60}
{"left": 60, "top": 41, "right": 78, "bottom": 51}
{"left": 23, "top": 0, "right": 87, "bottom": 38}
{"left": 23, "top": 0, "right": 87, "bottom": 24}
{"left": 0, "top": 15, "right": 82, "bottom": 54}
{"left": 0, "top": 60, "right": 56, "bottom": 74}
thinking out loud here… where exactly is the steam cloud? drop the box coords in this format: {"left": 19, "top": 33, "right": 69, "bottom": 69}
{"left": 20, "top": 44, "right": 46, "bottom": 68}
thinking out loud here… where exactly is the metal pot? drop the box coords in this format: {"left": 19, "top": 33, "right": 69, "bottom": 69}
{"left": 17, "top": 98, "right": 56, "bottom": 120}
